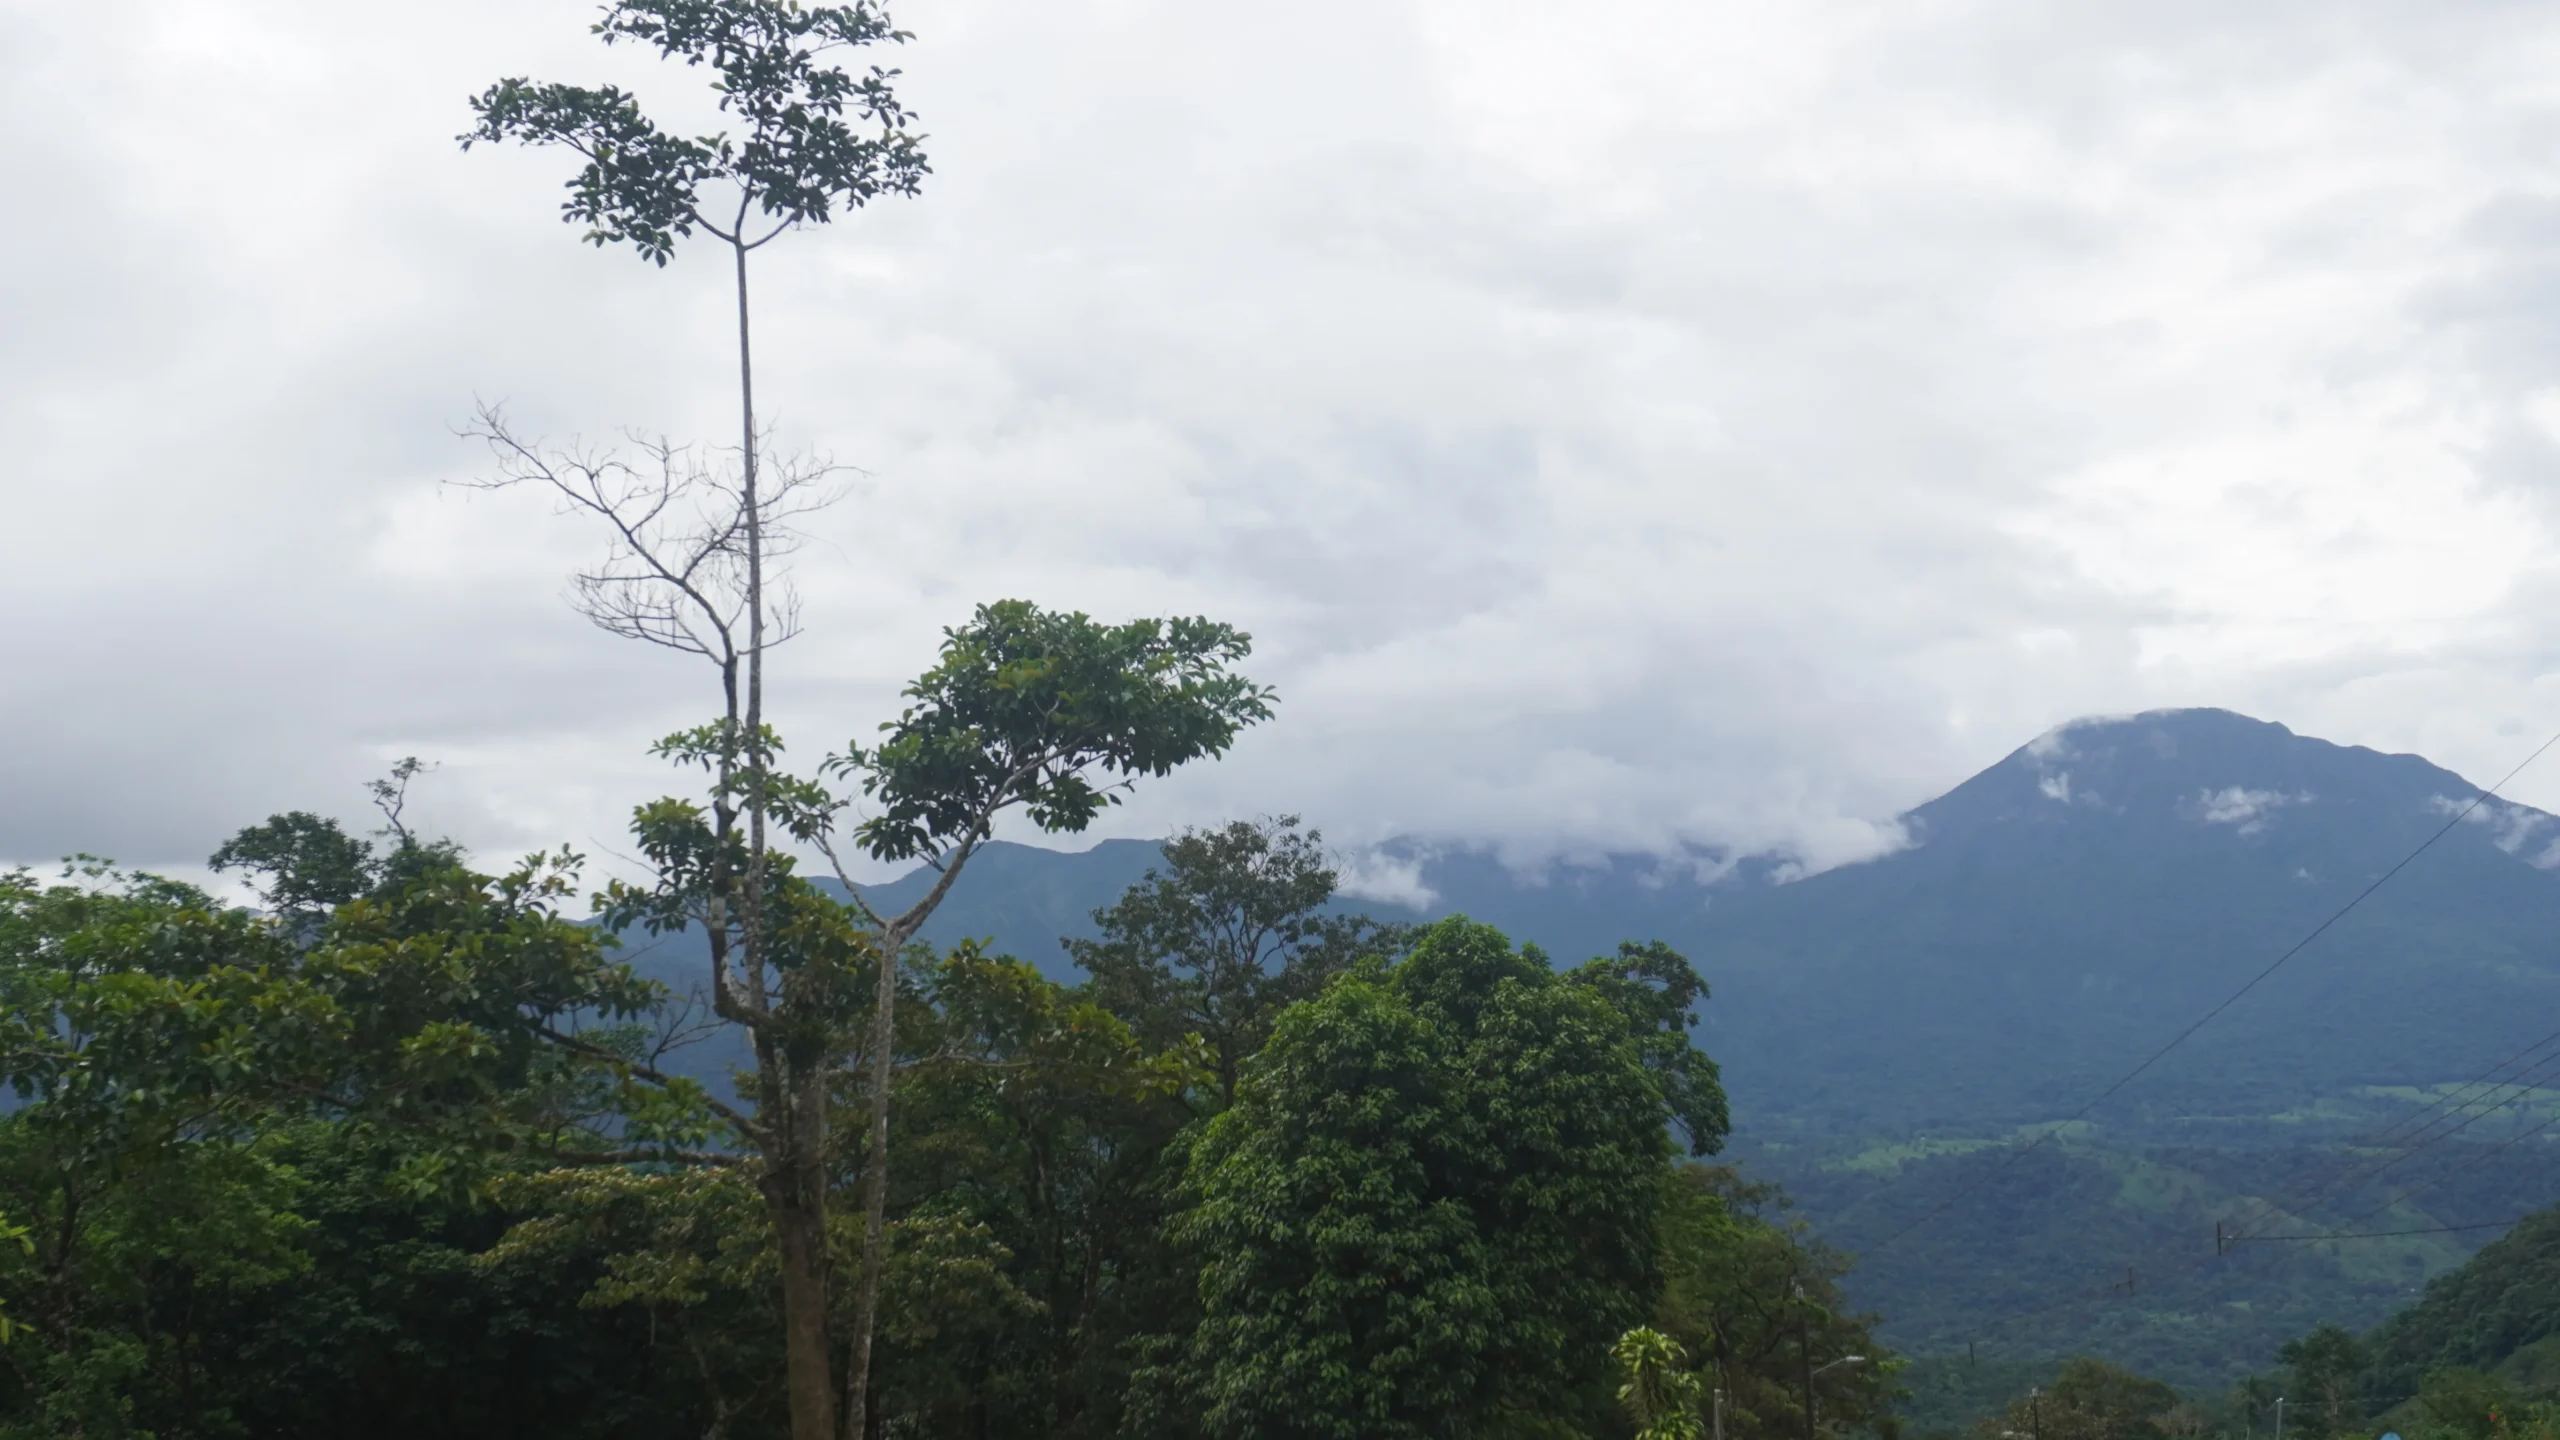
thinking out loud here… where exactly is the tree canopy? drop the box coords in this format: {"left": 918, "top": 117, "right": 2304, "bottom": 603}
{"left": 1175, "top": 915, "right": 1713, "bottom": 1439}
{"left": 0, "top": 808, "right": 1825, "bottom": 1440}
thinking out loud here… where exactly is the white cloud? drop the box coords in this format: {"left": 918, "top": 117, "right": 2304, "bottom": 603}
{"left": 2024, "top": 727, "right": 2077, "bottom": 762}
{"left": 14, "top": 2, "right": 2560, "bottom": 878}
{"left": 1332, "top": 847, "right": 1440, "bottom": 911}
{"left": 2196, "top": 786, "right": 2310, "bottom": 836}
{"left": 2428, "top": 793, "right": 2560, "bottom": 867}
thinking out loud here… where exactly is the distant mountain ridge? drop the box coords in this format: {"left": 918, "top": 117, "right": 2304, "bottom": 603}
{"left": 1692, "top": 708, "right": 2560, "bottom": 1134}
{"left": 822, "top": 708, "right": 2560, "bottom": 1140}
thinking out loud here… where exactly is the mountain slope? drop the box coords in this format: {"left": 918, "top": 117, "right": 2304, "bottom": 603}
{"left": 2365, "top": 1206, "right": 2560, "bottom": 1403}
{"left": 805, "top": 708, "right": 2560, "bottom": 1142}
{"left": 1684, "top": 708, "right": 2560, "bottom": 1135}
{"left": 620, "top": 709, "right": 2560, "bottom": 1385}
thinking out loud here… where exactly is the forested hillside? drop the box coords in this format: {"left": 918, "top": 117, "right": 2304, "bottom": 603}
{"left": 2364, "top": 1207, "right": 2560, "bottom": 1407}
{"left": 1908, "top": 1205, "right": 2560, "bottom": 1440}
{"left": 776, "top": 709, "right": 2560, "bottom": 1389}
{"left": 0, "top": 817, "right": 1893, "bottom": 1438}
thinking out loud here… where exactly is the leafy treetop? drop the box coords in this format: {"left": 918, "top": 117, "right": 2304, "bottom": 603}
{"left": 1070, "top": 816, "right": 1404, "bottom": 1109}
{"left": 833, "top": 601, "right": 1277, "bottom": 865}
{"left": 462, "top": 0, "right": 928, "bottom": 264}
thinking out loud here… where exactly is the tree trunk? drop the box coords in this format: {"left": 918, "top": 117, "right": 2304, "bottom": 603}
{"left": 735, "top": 242, "right": 769, "bottom": 899}
{"left": 727, "top": 222, "right": 825, "bottom": 1440}
{"left": 842, "top": 920, "right": 907, "bottom": 1440}
{"left": 772, "top": 1175, "right": 838, "bottom": 1440}
{"left": 766, "top": 1043, "right": 837, "bottom": 1440}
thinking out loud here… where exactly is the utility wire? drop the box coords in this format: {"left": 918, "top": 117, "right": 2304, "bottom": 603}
{"left": 2133, "top": 1020, "right": 2560, "bottom": 1269}
{"left": 1953, "top": 1083, "right": 2560, "bottom": 1360}
{"left": 1954, "top": 1062, "right": 2560, "bottom": 1355}
{"left": 2340, "top": 1026, "right": 2560, "bottom": 1152}
{"left": 1909, "top": 732, "right": 2560, "bottom": 1360}
{"left": 2240, "top": 1219, "right": 2528, "bottom": 1241}
{"left": 2119, "top": 1119, "right": 2560, "bottom": 1344}
{"left": 1868, "top": 723, "right": 2560, "bottom": 1252}
{"left": 2316, "top": 1108, "right": 2560, "bottom": 1235}
{"left": 2219, "top": 1037, "right": 2560, "bottom": 1246}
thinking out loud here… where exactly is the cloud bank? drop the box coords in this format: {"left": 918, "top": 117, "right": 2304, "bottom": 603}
{"left": 11, "top": 1, "right": 2560, "bottom": 888}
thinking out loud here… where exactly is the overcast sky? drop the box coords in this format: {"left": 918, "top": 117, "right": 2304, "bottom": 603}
{"left": 11, "top": 0, "right": 2560, "bottom": 890}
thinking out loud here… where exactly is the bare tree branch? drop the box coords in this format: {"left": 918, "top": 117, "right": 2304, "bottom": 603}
{"left": 453, "top": 403, "right": 840, "bottom": 675}
{"left": 550, "top": 1146, "right": 743, "bottom": 1168}
{"left": 537, "top": 1023, "right": 761, "bottom": 1140}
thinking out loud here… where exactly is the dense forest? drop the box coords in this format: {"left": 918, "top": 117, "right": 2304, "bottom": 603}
{"left": 0, "top": 812, "right": 1895, "bottom": 1438}
{"left": 18, "top": 790, "right": 2560, "bottom": 1440}
{"left": 1905, "top": 1204, "right": 2560, "bottom": 1440}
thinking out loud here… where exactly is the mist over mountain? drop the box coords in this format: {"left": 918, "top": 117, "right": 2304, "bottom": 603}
{"left": 809, "top": 707, "right": 2560, "bottom": 1145}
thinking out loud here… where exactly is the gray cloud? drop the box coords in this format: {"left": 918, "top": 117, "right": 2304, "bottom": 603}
{"left": 12, "top": 0, "right": 2560, "bottom": 887}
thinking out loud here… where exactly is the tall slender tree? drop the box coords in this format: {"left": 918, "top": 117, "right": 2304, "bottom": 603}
{"left": 461, "top": 13, "right": 1275, "bottom": 1439}
{"left": 463, "top": 0, "right": 926, "bottom": 1155}
{"left": 464, "top": 11, "right": 923, "bottom": 1433}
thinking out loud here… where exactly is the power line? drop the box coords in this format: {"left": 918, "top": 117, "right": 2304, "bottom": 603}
{"left": 2341, "top": 1026, "right": 2560, "bottom": 1152}
{"left": 1943, "top": 1205, "right": 2495, "bottom": 1361}
{"left": 1950, "top": 1089, "right": 2560, "bottom": 1360}
{"left": 2318, "top": 1108, "right": 2560, "bottom": 1234}
{"left": 2239, "top": 1219, "right": 2529, "bottom": 1242}
{"left": 1958, "top": 1075, "right": 2560, "bottom": 1353}
{"left": 1867, "top": 723, "right": 2560, "bottom": 1253}
{"left": 1905, "top": 736, "right": 2560, "bottom": 1359}
{"left": 2218, "top": 1038, "right": 2560, "bottom": 1247}
{"left": 2124, "top": 1124, "right": 2560, "bottom": 1342}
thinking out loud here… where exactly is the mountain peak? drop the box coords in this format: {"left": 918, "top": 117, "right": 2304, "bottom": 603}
{"left": 1908, "top": 708, "right": 2482, "bottom": 851}
{"left": 2022, "top": 706, "right": 2292, "bottom": 756}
